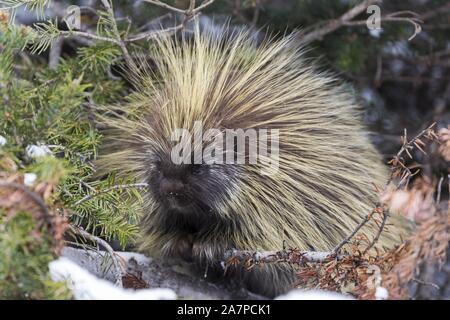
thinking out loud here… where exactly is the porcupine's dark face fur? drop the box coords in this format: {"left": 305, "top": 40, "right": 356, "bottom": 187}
{"left": 148, "top": 161, "right": 209, "bottom": 215}
{"left": 145, "top": 155, "right": 237, "bottom": 228}
{"left": 100, "top": 25, "right": 409, "bottom": 298}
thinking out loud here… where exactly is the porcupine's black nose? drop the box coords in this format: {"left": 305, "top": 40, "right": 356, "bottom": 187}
{"left": 159, "top": 178, "right": 186, "bottom": 201}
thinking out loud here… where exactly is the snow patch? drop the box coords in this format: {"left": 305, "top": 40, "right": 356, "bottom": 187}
{"left": 49, "top": 257, "right": 177, "bottom": 300}
{"left": 26, "top": 144, "right": 52, "bottom": 158}
{"left": 375, "top": 287, "right": 389, "bottom": 300}
{"left": 276, "top": 289, "right": 353, "bottom": 300}
{"left": 24, "top": 173, "right": 37, "bottom": 186}
{"left": 369, "top": 28, "right": 383, "bottom": 38}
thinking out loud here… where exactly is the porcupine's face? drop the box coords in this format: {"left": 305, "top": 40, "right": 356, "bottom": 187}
{"left": 145, "top": 150, "right": 238, "bottom": 219}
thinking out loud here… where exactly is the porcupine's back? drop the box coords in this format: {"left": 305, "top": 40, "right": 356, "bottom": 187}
{"left": 99, "top": 25, "right": 407, "bottom": 290}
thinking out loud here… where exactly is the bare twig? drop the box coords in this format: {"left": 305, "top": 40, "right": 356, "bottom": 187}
{"left": 299, "top": 0, "right": 381, "bottom": 44}
{"left": 298, "top": 0, "right": 434, "bottom": 43}
{"left": 58, "top": 30, "right": 119, "bottom": 44}
{"left": 68, "top": 224, "right": 124, "bottom": 287}
{"left": 436, "top": 176, "right": 444, "bottom": 204}
{"left": 224, "top": 249, "right": 341, "bottom": 265}
{"left": 332, "top": 207, "right": 377, "bottom": 254}
{"left": 126, "top": 23, "right": 186, "bottom": 42}
{"left": 251, "top": 1, "right": 261, "bottom": 28}
{"left": 142, "top": 0, "right": 187, "bottom": 14}
{"left": 127, "top": 0, "right": 215, "bottom": 42}
{"left": 127, "top": 12, "right": 200, "bottom": 42}
{"left": 342, "top": 15, "right": 423, "bottom": 41}
{"left": 73, "top": 183, "right": 149, "bottom": 206}
{"left": 374, "top": 54, "right": 383, "bottom": 86}
{"left": 192, "top": 0, "right": 215, "bottom": 14}
{"left": 363, "top": 208, "right": 389, "bottom": 255}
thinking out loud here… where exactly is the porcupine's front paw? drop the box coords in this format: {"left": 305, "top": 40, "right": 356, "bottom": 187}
{"left": 169, "top": 235, "right": 194, "bottom": 262}
{"left": 191, "top": 241, "right": 227, "bottom": 265}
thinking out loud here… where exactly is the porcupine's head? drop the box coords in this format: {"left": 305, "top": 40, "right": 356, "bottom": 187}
{"left": 99, "top": 25, "right": 406, "bottom": 258}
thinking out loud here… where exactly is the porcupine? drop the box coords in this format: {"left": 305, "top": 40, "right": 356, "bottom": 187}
{"left": 99, "top": 25, "right": 407, "bottom": 298}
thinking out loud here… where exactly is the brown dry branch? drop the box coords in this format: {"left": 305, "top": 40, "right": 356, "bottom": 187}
{"left": 383, "top": 211, "right": 450, "bottom": 299}
{"left": 333, "top": 123, "right": 439, "bottom": 254}
{"left": 0, "top": 178, "right": 68, "bottom": 255}
{"left": 125, "top": 17, "right": 197, "bottom": 42}
{"left": 378, "top": 125, "right": 450, "bottom": 299}
{"left": 107, "top": 0, "right": 213, "bottom": 67}
{"left": 382, "top": 178, "right": 437, "bottom": 221}
{"left": 388, "top": 123, "right": 438, "bottom": 189}
{"left": 0, "top": 181, "right": 51, "bottom": 221}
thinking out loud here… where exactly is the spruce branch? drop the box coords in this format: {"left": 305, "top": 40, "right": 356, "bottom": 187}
{"left": 0, "top": 0, "right": 50, "bottom": 20}
{"left": 29, "top": 19, "right": 60, "bottom": 54}
{"left": 73, "top": 183, "right": 148, "bottom": 206}
{"left": 58, "top": 30, "right": 119, "bottom": 45}
{"left": 2, "top": 0, "right": 216, "bottom": 69}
